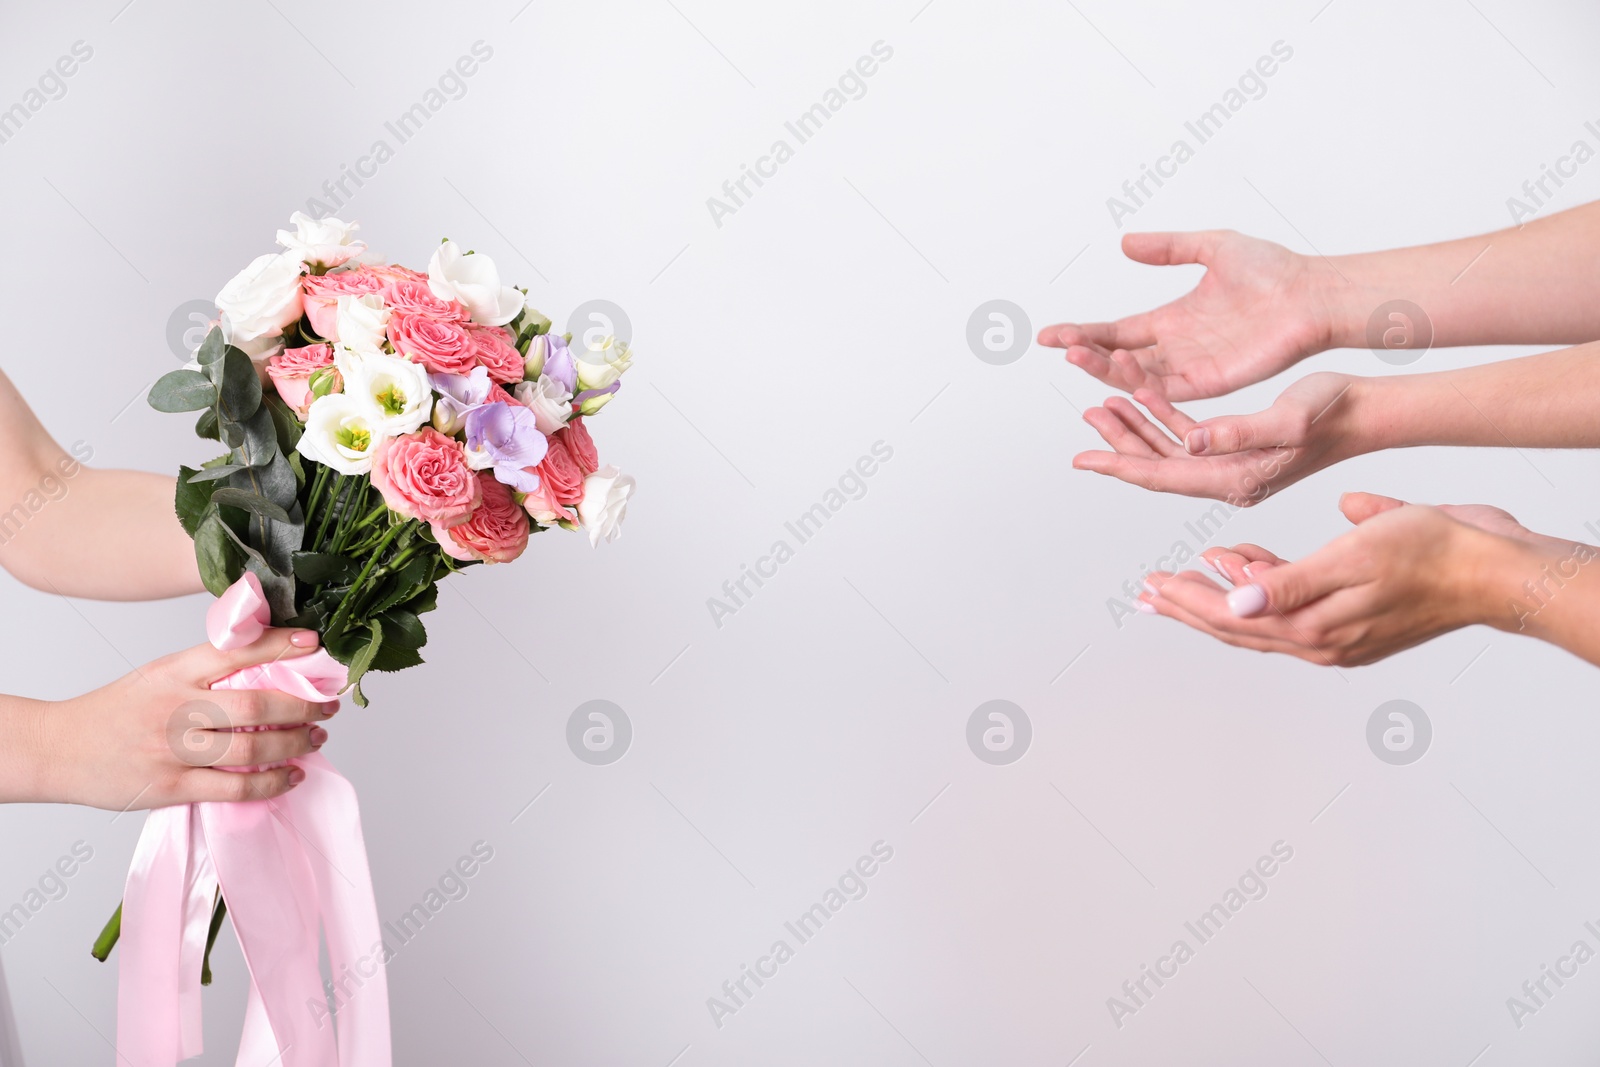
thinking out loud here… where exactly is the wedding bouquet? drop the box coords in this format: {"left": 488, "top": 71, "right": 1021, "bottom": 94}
{"left": 150, "top": 212, "right": 635, "bottom": 704}
{"left": 95, "top": 214, "right": 635, "bottom": 1065}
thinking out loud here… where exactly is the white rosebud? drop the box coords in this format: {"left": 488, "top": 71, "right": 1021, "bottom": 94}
{"left": 512, "top": 374, "right": 573, "bottom": 435}
{"left": 277, "top": 212, "right": 369, "bottom": 269}
{"left": 427, "top": 240, "right": 524, "bottom": 326}
{"left": 577, "top": 465, "right": 635, "bottom": 547}
{"left": 574, "top": 335, "right": 634, "bottom": 391}
{"left": 215, "top": 251, "right": 304, "bottom": 358}
{"left": 334, "top": 293, "right": 391, "bottom": 356}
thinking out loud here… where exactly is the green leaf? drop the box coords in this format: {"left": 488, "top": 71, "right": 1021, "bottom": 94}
{"left": 369, "top": 557, "right": 434, "bottom": 615}
{"left": 195, "top": 407, "right": 221, "bottom": 441}
{"left": 236, "top": 408, "right": 279, "bottom": 469}
{"left": 174, "top": 466, "right": 219, "bottom": 537}
{"left": 196, "top": 326, "right": 226, "bottom": 368}
{"left": 246, "top": 559, "right": 296, "bottom": 623}
{"left": 195, "top": 511, "right": 245, "bottom": 596}
{"left": 292, "top": 552, "right": 359, "bottom": 585}
{"left": 262, "top": 393, "right": 303, "bottom": 453}
{"left": 210, "top": 488, "right": 292, "bottom": 523}
{"left": 148, "top": 369, "right": 217, "bottom": 412}
{"left": 343, "top": 618, "right": 383, "bottom": 696}
{"left": 378, "top": 609, "right": 426, "bottom": 650}
{"left": 368, "top": 643, "right": 424, "bottom": 673}
{"left": 404, "top": 581, "right": 439, "bottom": 616}
{"left": 217, "top": 347, "right": 262, "bottom": 423}
{"left": 187, "top": 464, "right": 246, "bottom": 483}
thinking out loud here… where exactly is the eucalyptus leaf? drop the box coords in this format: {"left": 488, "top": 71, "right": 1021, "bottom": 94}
{"left": 236, "top": 408, "right": 279, "bottom": 469}
{"left": 246, "top": 559, "right": 297, "bottom": 623}
{"left": 196, "top": 326, "right": 226, "bottom": 368}
{"left": 195, "top": 407, "right": 220, "bottom": 441}
{"left": 210, "top": 488, "right": 292, "bottom": 523}
{"left": 148, "top": 369, "right": 216, "bottom": 413}
{"left": 263, "top": 393, "right": 303, "bottom": 453}
{"left": 217, "top": 349, "right": 262, "bottom": 421}
{"left": 194, "top": 511, "right": 244, "bottom": 597}
{"left": 187, "top": 464, "right": 246, "bottom": 484}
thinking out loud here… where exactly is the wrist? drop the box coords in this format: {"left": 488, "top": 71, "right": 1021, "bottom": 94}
{"left": 1462, "top": 533, "right": 1567, "bottom": 636}
{"left": 0, "top": 696, "right": 55, "bottom": 804}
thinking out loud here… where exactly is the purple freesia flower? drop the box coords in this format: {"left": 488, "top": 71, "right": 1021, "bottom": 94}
{"left": 464, "top": 400, "right": 547, "bottom": 493}
{"left": 428, "top": 367, "right": 492, "bottom": 434}
{"left": 542, "top": 334, "right": 577, "bottom": 394}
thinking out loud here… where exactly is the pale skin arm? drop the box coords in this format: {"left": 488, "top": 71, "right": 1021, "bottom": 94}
{"left": 1073, "top": 341, "right": 1600, "bottom": 504}
{"left": 1041, "top": 201, "right": 1600, "bottom": 401}
{"left": 0, "top": 369, "right": 333, "bottom": 807}
{"left": 1137, "top": 493, "right": 1600, "bottom": 669}
{"left": 0, "top": 368, "right": 203, "bottom": 600}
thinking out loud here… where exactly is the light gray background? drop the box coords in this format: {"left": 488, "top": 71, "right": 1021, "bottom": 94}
{"left": 3, "top": 0, "right": 1600, "bottom": 1064}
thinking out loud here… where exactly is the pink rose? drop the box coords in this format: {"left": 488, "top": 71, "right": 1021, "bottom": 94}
{"left": 266, "top": 344, "right": 339, "bottom": 417}
{"left": 521, "top": 476, "right": 577, "bottom": 527}
{"left": 532, "top": 428, "right": 585, "bottom": 506}
{"left": 371, "top": 264, "right": 431, "bottom": 287}
{"left": 387, "top": 311, "right": 476, "bottom": 375}
{"left": 432, "top": 473, "right": 530, "bottom": 563}
{"left": 369, "top": 428, "right": 481, "bottom": 527}
{"left": 561, "top": 417, "right": 599, "bottom": 474}
{"left": 301, "top": 268, "right": 386, "bottom": 341}
{"left": 383, "top": 278, "right": 466, "bottom": 321}
{"left": 466, "top": 323, "right": 524, "bottom": 384}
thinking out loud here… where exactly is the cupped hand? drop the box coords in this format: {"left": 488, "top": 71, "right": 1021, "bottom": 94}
{"left": 1039, "top": 230, "right": 1339, "bottom": 401}
{"left": 1075, "top": 372, "right": 1361, "bottom": 505}
{"left": 1137, "top": 493, "right": 1544, "bottom": 667}
{"left": 29, "top": 627, "right": 338, "bottom": 809}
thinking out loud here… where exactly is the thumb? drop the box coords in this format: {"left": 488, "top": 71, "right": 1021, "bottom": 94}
{"left": 1226, "top": 553, "right": 1351, "bottom": 618}
{"left": 1122, "top": 230, "right": 1215, "bottom": 267}
{"left": 1184, "top": 409, "right": 1289, "bottom": 456}
{"left": 1339, "top": 491, "right": 1406, "bottom": 525}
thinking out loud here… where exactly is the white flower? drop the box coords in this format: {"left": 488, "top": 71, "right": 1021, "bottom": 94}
{"left": 215, "top": 251, "right": 304, "bottom": 358}
{"left": 574, "top": 335, "right": 634, "bottom": 391}
{"left": 577, "top": 466, "right": 635, "bottom": 547}
{"left": 335, "top": 349, "right": 433, "bottom": 437}
{"left": 427, "top": 240, "right": 524, "bottom": 326}
{"left": 335, "top": 293, "right": 391, "bottom": 356}
{"left": 296, "top": 393, "right": 379, "bottom": 475}
{"left": 512, "top": 374, "right": 573, "bottom": 435}
{"left": 277, "top": 212, "right": 369, "bottom": 269}
{"left": 522, "top": 330, "right": 555, "bottom": 379}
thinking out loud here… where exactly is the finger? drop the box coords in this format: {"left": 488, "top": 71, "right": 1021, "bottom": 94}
{"left": 1083, "top": 407, "right": 1161, "bottom": 458}
{"left": 1067, "top": 344, "right": 1154, "bottom": 394}
{"left": 1228, "top": 550, "right": 1360, "bottom": 618}
{"left": 1184, "top": 408, "right": 1294, "bottom": 456}
{"left": 210, "top": 725, "right": 327, "bottom": 769}
{"left": 201, "top": 627, "right": 321, "bottom": 682}
{"left": 1148, "top": 572, "right": 1303, "bottom": 642}
{"left": 1072, "top": 450, "right": 1166, "bottom": 493}
{"left": 1104, "top": 396, "right": 1181, "bottom": 456}
{"left": 1121, "top": 231, "right": 1218, "bottom": 267}
{"left": 1131, "top": 389, "right": 1197, "bottom": 440}
{"left": 1199, "top": 542, "right": 1283, "bottom": 574}
{"left": 1043, "top": 317, "right": 1158, "bottom": 353}
{"left": 181, "top": 764, "right": 307, "bottom": 804}
{"left": 212, "top": 687, "right": 340, "bottom": 728}
{"left": 1142, "top": 573, "right": 1307, "bottom": 655}
{"left": 1339, "top": 491, "right": 1407, "bottom": 524}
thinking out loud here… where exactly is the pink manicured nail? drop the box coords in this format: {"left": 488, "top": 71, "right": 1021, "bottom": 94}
{"left": 1185, "top": 428, "right": 1210, "bottom": 455}
{"left": 287, "top": 766, "right": 306, "bottom": 786}
{"left": 1136, "top": 600, "right": 1158, "bottom": 614}
{"left": 289, "top": 630, "right": 319, "bottom": 648}
{"left": 1228, "top": 583, "right": 1268, "bottom": 617}
{"left": 309, "top": 726, "right": 328, "bottom": 748}
{"left": 1141, "top": 579, "right": 1159, "bottom": 596}
{"left": 1198, "top": 555, "right": 1219, "bottom": 573}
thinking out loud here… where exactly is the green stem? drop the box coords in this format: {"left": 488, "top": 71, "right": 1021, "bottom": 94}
{"left": 201, "top": 896, "right": 228, "bottom": 986}
{"left": 311, "top": 473, "right": 345, "bottom": 550}
{"left": 327, "top": 521, "right": 407, "bottom": 637}
{"left": 91, "top": 903, "right": 122, "bottom": 962}
{"left": 330, "top": 481, "right": 371, "bottom": 554}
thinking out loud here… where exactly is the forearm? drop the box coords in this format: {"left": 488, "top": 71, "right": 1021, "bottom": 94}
{"left": 1321, "top": 201, "right": 1600, "bottom": 349}
{"left": 0, "top": 465, "right": 202, "bottom": 600}
{"left": 0, "top": 694, "right": 49, "bottom": 804}
{"left": 1348, "top": 341, "right": 1600, "bottom": 453}
{"left": 1473, "top": 534, "right": 1600, "bottom": 667}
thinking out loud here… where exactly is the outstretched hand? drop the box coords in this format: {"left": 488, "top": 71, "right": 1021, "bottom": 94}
{"left": 1136, "top": 493, "right": 1566, "bottom": 667}
{"left": 1074, "top": 372, "right": 1361, "bottom": 505}
{"left": 1039, "top": 230, "right": 1339, "bottom": 401}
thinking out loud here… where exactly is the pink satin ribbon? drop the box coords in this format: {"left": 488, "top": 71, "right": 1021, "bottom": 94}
{"left": 118, "top": 573, "right": 392, "bottom": 1065}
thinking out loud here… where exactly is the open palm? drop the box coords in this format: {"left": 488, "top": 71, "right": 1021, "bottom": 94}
{"left": 1040, "top": 230, "right": 1338, "bottom": 401}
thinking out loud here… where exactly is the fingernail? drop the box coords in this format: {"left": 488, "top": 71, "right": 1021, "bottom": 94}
{"left": 309, "top": 726, "right": 328, "bottom": 748}
{"left": 1141, "top": 579, "right": 1159, "bottom": 596}
{"left": 321, "top": 700, "right": 340, "bottom": 717}
{"left": 1198, "top": 555, "right": 1219, "bottom": 573}
{"left": 1136, "top": 600, "right": 1158, "bottom": 614}
{"left": 289, "top": 630, "right": 320, "bottom": 648}
{"left": 1242, "top": 562, "right": 1262, "bottom": 578}
{"left": 1228, "top": 583, "right": 1269, "bottom": 617}
{"left": 1185, "top": 428, "right": 1210, "bottom": 455}
{"left": 287, "top": 766, "right": 306, "bottom": 786}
